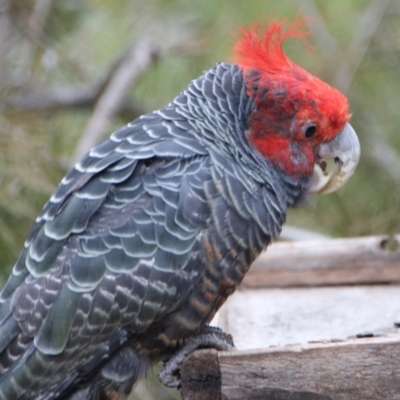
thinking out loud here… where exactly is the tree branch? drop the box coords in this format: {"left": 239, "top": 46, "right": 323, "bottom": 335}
{"left": 298, "top": 0, "right": 391, "bottom": 92}
{"left": 4, "top": 51, "right": 128, "bottom": 111}
{"left": 14, "top": 0, "right": 54, "bottom": 82}
{"left": 0, "top": 0, "right": 11, "bottom": 79}
{"left": 361, "top": 112, "right": 400, "bottom": 183}
{"left": 334, "top": 0, "right": 391, "bottom": 92}
{"left": 296, "top": 0, "right": 340, "bottom": 62}
{"left": 71, "top": 40, "right": 160, "bottom": 164}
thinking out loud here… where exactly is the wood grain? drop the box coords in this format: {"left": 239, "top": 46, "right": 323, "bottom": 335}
{"left": 185, "top": 235, "right": 400, "bottom": 399}
{"left": 181, "top": 348, "right": 220, "bottom": 400}
{"left": 181, "top": 335, "right": 400, "bottom": 400}
{"left": 219, "top": 335, "right": 400, "bottom": 400}
{"left": 243, "top": 235, "right": 400, "bottom": 287}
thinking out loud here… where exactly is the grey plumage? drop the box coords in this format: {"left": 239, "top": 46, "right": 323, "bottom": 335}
{"left": 0, "top": 63, "right": 307, "bottom": 399}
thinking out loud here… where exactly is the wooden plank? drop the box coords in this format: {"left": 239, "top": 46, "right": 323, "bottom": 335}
{"left": 182, "top": 237, "right": 400, "bottom": 399}
{"left": 214, "top": 285, "right": 400, "bottom": 350}
{"left": 218, "top": 335, "right": 400, "bottom": 400}
{"left": 181, "top": 335, "right": 400, "bottom": 400}
{"left": 243, "top": 235, "right": 400, "bottom": 287}
{"left": 181, "top": 348, "right": 220, "bottom": 400}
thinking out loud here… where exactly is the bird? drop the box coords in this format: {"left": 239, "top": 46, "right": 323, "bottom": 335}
{"left": 0, "top": 20, "right": 360, "bottom": 399}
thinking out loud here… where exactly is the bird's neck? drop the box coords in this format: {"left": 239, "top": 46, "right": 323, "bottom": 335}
{"left": 176, "top": 63, "right": 308, "bottom": 211}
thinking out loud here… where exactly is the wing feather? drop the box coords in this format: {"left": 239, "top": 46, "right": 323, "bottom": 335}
{"left": 0, "top": 111, "right": 211, "bottom": 399}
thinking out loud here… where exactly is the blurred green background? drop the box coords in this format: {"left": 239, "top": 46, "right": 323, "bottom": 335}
{"left": 1, "top": 0, "right": 399, "bottom": 398}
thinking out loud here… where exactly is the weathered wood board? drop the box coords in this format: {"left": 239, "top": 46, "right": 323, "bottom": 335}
{"left": 181, "top": 236, "right": 400, "bottom": 400}
{"left": 213, "top": 285, "right": 400, "bottom": 350}
{"left": 182, "top": 335, "right": 400, "bottom": 400}
{"left": 243, "top": 235, "right": 400, "bottom": 288}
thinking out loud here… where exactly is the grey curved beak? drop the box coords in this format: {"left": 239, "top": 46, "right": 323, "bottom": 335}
{"left": 308, "top": 123, "right": 361, "bottom": 194}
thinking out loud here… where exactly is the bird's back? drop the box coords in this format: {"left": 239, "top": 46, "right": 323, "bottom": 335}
{"left": 0, "top": 63, "right": 288, "bottom": 399}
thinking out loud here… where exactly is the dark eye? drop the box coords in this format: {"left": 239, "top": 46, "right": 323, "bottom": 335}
{"left": 303, "top": 124, "right": 317, "bottom": 139}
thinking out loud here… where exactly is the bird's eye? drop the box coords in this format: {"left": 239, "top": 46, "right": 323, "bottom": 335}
{"left": 303, "top": 124, "right": 317, "bottom": 139}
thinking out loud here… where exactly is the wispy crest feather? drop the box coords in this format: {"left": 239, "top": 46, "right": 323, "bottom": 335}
{"left": 232, "top": 20, "right": 310, "bottom": 75}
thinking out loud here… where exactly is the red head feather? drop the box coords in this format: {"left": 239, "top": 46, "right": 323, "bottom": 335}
{"left": 233, "top": 20, "right": 310, "bottom": 77}
{"left": 232, "top": 21, "right": 350, "bottom": 177}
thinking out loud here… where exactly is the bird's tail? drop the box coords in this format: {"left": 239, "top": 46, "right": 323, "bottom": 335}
{"left": 65, "top": 345, "right": 148, "bottom": 400}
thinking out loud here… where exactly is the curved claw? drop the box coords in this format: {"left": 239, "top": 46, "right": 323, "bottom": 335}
{"left": 158, "top": 326, "right": 235, "bottom": 389}
{"left": 308, "top": 123, "right": 361, "bottom": 194}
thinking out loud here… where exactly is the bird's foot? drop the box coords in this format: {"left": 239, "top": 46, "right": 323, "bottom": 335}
{"left": 158, "top": 326, "right": 235, "bottom": 389}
